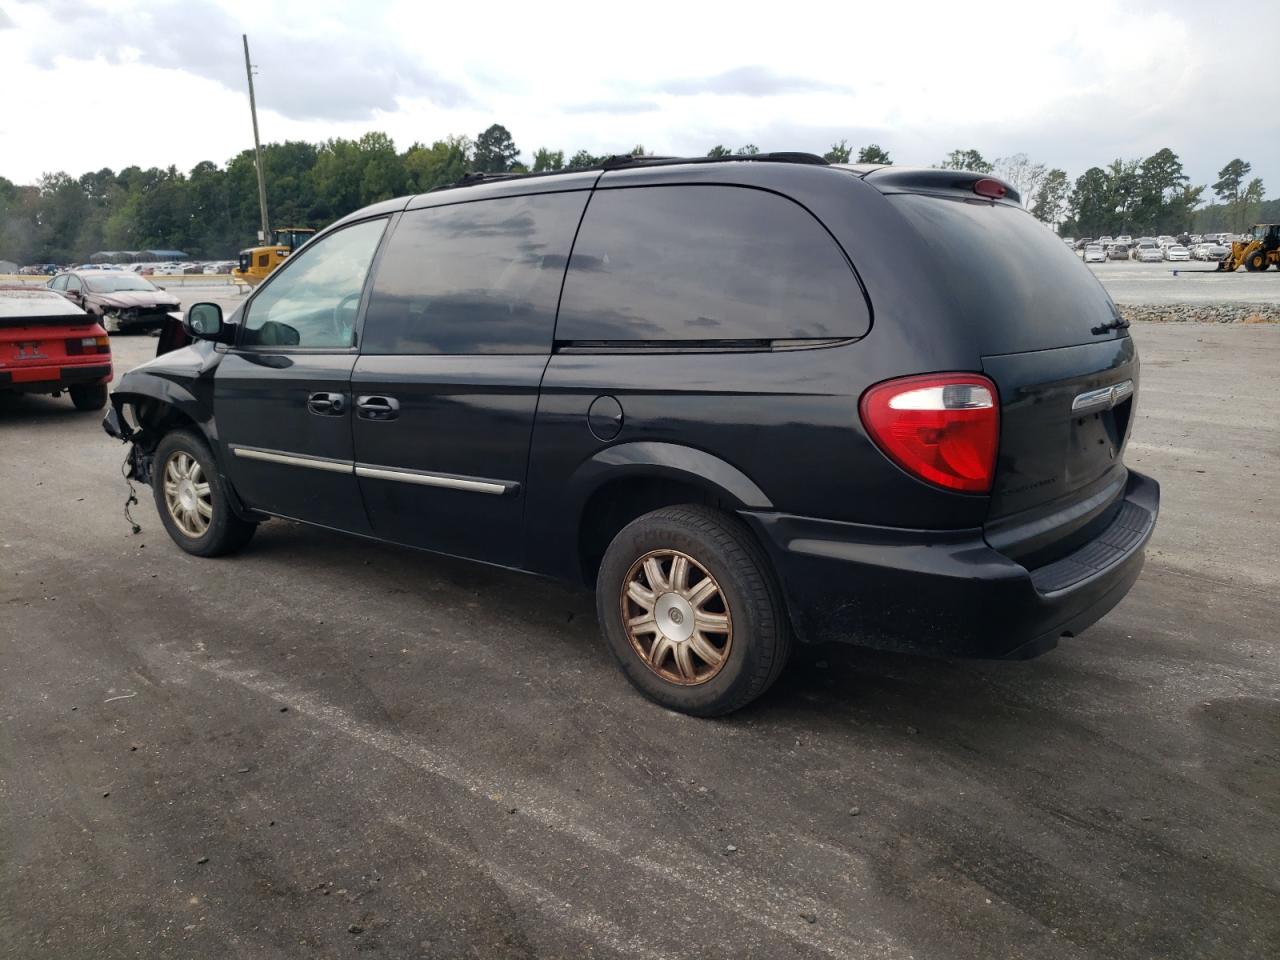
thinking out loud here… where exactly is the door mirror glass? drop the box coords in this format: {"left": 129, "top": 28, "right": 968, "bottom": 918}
{"left": 184, "top": 302, "right": 223, "bottom": 340}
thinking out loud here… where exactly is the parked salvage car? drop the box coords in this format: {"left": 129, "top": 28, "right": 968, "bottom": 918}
{"left": 104, "top": 155, "right": 1159, "bottom": 716}
{"left": 48, "top": 270, "right": 180, "bottom": 333}
{"left": 1084, "top": 243, "right": 1106, "bottom": 263}
{"left": 1107, "top": 242, "right": 1130, "bottom": 260}
{"left": 1164, "top": 244, "right": 1191, "bottom": 262}
{"left": 0, "top": 286, "right": 112, "bottom": 410}
{"left": 1134, "top": 243, "right": 1164, "bottom": 263}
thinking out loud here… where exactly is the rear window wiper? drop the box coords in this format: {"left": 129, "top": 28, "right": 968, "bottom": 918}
{"left": 1091, "top": 318, "right": 1130, "bottom": 335}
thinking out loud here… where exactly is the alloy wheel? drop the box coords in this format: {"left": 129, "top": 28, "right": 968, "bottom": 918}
{"left": 162, "top": 450, "right": 213, "bottom": 538}
{"left": 621, "top": 549, "right": 733, "bottom": 686}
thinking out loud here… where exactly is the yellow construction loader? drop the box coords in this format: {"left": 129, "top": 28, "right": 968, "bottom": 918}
{"left": 1218, "top": 223, "right": 1280, "bottom": 272}
{"left": 231, "top": 227, "right": 317, "bottom": 286}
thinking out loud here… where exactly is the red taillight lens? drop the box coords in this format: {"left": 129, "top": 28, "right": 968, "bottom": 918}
{"left": 859, "top": 373, "right": 1000, "bottom": 493}
{"left": 973, "top": 178, "right": 1007, "bottom": 199}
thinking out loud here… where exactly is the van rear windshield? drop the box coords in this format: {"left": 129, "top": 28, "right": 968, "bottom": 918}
{"left": 889, "top": 194, "right": 1122, "bottom": 353}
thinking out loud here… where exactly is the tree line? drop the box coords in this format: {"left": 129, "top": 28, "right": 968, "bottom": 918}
{"left": 0, "top": 123, "right": 1271, "bottom": 263}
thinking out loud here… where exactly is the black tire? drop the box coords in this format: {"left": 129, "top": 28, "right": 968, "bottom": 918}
{"left": 69, "top": 383, "right": 108, "bottom": 411}
{"left": 151, "top": 429, "right": 256, "bottom": 557}
{"left": 1244, "top": 251, "right": 1267, "bottom": 272}
{"left": 596, "top": 504, "right": 791, "bottom": 716}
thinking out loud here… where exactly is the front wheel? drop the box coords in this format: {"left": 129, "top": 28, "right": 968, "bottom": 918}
{"left": 152, "top": 430, "right": 256, "bottom": 557}
{"left": 1245, "top": 251, "right": 1268, "bottom": 272}
{"left": 596, "top": 505, "right": 791, "bottom": 716}
{"left": 69, "top": 383, "right": 108, "bottom": 411}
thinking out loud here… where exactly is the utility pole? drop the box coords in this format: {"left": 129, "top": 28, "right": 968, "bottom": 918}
{"left": 243, "top": 34, "right": 270, "bottom": 243}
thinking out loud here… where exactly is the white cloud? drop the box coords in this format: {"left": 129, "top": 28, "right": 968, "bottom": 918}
{"left": 0, "top": 0, "right": 1275, "bottom": 193}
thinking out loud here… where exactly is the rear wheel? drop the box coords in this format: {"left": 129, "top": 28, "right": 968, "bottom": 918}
{"left": 596, "top": 505, "right": 791, "bottom": 716}
{"left": 152, "top": 430, "right": 256, "bottom": 557}
{"left": 1245, "top": 251, "right": 1268, "bottom": 272}
{"left": 69, "top": 384, "right": 108, "bottom": 411}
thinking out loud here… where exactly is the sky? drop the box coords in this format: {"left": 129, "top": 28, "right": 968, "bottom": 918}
{"left": 1, "top": 0, "right": 1276, "bottom": 196}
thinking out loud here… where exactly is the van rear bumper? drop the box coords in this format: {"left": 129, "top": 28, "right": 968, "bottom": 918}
{"left": 743, "top": 470, "right": 1159, "bottom": 659}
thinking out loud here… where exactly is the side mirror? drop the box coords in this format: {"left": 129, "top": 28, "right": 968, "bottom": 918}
{"left": 183, "top": 302, "right": 226, "bottom": 342}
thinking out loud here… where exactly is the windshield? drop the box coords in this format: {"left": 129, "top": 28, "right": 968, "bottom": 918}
{"left": 83, "top": 274, "right": 158, "bottom": 293}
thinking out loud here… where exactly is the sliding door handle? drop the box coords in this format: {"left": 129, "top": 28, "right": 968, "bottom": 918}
{"left": 356, "top": 395, "right": 400, "bottom": 421}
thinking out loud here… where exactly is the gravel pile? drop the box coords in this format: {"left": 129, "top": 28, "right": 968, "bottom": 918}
{"left": 1120, "top": 302, "right": 1280, "bottom": 324}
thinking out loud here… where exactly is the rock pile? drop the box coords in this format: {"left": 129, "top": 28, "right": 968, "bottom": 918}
{"left": 1120, "top": 302, "right": 1280, "bottom": 324}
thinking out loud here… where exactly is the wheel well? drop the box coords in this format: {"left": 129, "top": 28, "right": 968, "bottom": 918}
{"left": 126, "top": 397, "right": 200, "bottom": 452}
{"left": 577, "top": 476, "right": 736, "bottom": 588}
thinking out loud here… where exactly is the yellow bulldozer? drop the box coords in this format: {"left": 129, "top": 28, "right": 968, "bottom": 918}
{"left": 1218, "top": 223, "right": 1280, "bottom": 272}
{"left": 231, "top": 226, "right": 317, "bottom": 287}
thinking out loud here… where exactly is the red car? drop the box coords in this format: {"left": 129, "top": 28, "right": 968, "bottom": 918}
{"left": 0, "top": 286, "right": 113, "bottom": 410}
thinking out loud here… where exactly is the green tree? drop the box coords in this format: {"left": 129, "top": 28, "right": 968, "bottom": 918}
{"left": 823, "top": 140, "right": 851, "bottom": 164}
{"left": 473, "top": 124, "right": 520, "bottom": 173}
{"left": 356, "top": 131, "right": 406, "bottom": 204}
{"left": 1104, "top": 158, "right": 1141, "bottom": 234}
{"left": 532, "top": 148, "right": 565, "bottom": 172}
{"left": 1212, "top": 158, "right": 1250, "bottom": 204}
{"left": 938, "top": 149, "right": 992, "bottom": 173}
{"left": 37, "top": 172, "right": 92, "bottom": 262}
{"left": 1031, "top": 168, "right": 1069, "bottom": 225}
{"left": 568, "top": 149, "right": 602, "bottom": 168}
{"left": 706, "top": 145, "right": 733, "bottom": 158}
{"left": 403, "top": 137, "right": 471, "bottom": 192}
{"left": 1237, "top": 177, "right": 1266, "bottom": 233}
{"left": 1065, "top": 166, "right": 1113, "bottom": 238}
{"left": 1213, "top": 159, "right": 1263, "bottom": 232}
{"left": 736, "top": 144, "right": 761, "bottom": 155}
{"left": 1132, "top": 147, "right": 1188, "bottom": 233}
{"left": 856, "top": 143, "right": 891, "bottom": 165}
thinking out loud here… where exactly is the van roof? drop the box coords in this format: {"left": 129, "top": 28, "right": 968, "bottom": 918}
{"left": 420, "top": 154, "right": 1020, "bottom": 207}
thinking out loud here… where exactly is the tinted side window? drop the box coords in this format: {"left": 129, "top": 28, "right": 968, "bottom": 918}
{"left": 241, "top": 218, "right": 386, "bottom": 349}
{"left": 50, "top": 275, "right": 68, "bottom": 291}
{"left": 66, "top": 275, "right": 82, "bottom": 293}
{"left": 557, "top": 185, "right": 868, "bottom": 342}
{"left": 361, "top": 192, "right": 588, "bottom": 355}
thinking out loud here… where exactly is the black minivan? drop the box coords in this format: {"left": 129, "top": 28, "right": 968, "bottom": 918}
{"left": 105, "top": 154, "right": 1159, "bottom": 715}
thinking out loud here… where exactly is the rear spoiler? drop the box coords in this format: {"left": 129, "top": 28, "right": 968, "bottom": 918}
{"left": 837, "top": 164, "right": 1022, "bottom": 206}
{"left": 0, "top": 314, "right": 96, "bottom": 328}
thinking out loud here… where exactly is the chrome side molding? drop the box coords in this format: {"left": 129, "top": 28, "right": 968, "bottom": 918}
{"left": 229, "top": 444, "right": 510, "bottom": 495}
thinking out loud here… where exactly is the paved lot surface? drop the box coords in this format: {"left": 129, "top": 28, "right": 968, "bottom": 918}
{"left": 2, "top": 324, "right": 1278, "bottom": 959}
{"left": 1083, "top": 258, "right": 1280, "bottom": 304}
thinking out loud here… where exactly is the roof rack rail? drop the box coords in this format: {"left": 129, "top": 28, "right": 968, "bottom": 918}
{"left": 430, "top": 151, "right": 830, "bottom": 192}
{"left": 600, "top": 151, "right": 828, "bottom": 170}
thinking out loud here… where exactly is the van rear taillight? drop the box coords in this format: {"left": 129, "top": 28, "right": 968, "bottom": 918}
{"left": 859, "top": 374, "right": 999, "bottom": 493}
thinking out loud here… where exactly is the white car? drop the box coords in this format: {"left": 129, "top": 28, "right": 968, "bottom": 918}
{"left": 1084, "top": 244, "right": 1106, "bottom": 263}
{"left": 1135, "top": 243, "right": 1164, "bottom": 263}
{"left": 1117, "top": 235, "right": 1132, "bottom": 244}
{"left": 1165, "top": 245, "right": 1191, "bottom": 262}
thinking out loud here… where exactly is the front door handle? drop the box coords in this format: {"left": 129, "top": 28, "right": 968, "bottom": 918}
{"left": 356, "top": 395, "right": 400, "bottom": 421}
{"left": 307, "top": 391, "right": 346, "bottom": 416}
